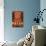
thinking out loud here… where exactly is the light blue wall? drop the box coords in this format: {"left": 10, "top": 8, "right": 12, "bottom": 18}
{"left": 40, "top": 0, "right": 46, "bottom": 27}
{"left": 4, "top": 0, "right": 40, "bottom": 42}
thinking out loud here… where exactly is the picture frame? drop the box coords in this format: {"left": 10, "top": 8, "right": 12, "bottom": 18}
{"left": 12, "top": 11, "right": 24, "bottom": 27}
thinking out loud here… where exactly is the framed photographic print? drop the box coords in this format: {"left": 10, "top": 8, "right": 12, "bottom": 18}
{"left": 12, "top": 11, "right": 24, "bottom": 27}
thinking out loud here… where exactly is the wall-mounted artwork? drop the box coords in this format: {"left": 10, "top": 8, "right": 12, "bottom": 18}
{"left": 12, "top": 11, "right": 24, "bottom": 27}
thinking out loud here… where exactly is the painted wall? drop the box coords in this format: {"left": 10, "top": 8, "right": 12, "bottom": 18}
{"left": 0, "top": 0, "right": 4, "bottom": 42}
{"left": 40, "top": 0, "right": 46, "bottom": 27}
{"left": 4, "top": 0, "right": 40, "bottom": 42}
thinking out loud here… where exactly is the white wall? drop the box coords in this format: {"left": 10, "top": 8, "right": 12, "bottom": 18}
{"left": 0, "top": 0, "right": 4, "bottom": 42}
